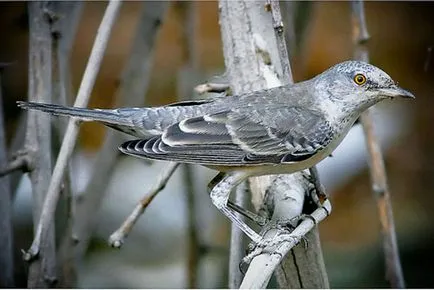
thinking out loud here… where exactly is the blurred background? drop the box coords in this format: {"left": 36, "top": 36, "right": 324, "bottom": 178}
{"left": 0, "top": 1, "right": 433, "bottom": 288}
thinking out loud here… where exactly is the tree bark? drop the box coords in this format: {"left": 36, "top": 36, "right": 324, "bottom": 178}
{"left": 26, "top": 2, "right": 57, "bottom": 287}
{"left": 218, "top": 1, "right": 329, "bottom": 288}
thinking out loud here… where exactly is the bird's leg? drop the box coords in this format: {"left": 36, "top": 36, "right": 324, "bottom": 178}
{"left": 308, "top": 166, "right": 328, "bottom": 207}
{"left": 208, "top": 172, "right": 262, "bottom": 243}
{"left": 227, "top": 200, "right": 268, "bottom": 226}
{"left": 210, "top": 173, "right": 268, "bottom": 226}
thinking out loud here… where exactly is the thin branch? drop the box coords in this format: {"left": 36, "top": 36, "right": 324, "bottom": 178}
{"left": 26, "top": 2, "right": 57, "bottom": 287}
{"left": 24, "top": 0, "right": 122, "bottom": 261}
{"left": 351, "top": 1, "right": 405, "bottom": 288}
{"left": 73, "top": 1, "right": 168, "bottom": 258}
{"left": 265, "top": 0, "right": 292, "bottom": 84}
{"left": 240, "top": 200, "right": 332, "bottom": 288}
{"left": 0, "top": 155, "right": 29, "bottom": 177}
{"left": 194, "top": 82, "right": 230, "bottom": 95}
{"left": 109, "top": 162, "right": 179, "bottom": 247}
{"left": 0, "top": 65, "right": 14, "bottom": 287}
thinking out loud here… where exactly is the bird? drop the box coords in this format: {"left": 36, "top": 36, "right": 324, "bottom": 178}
{"left": 18, "top": 60, "right": 414, "bottom": 243}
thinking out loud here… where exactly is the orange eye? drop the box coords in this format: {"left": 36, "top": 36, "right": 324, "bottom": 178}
{"left": 354, "top": 73, "right": 367, "bottom": 85}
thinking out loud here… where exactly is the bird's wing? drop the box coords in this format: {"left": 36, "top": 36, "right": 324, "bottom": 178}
{"left": 119, "top": 106, "right": 335, "bottom": 166}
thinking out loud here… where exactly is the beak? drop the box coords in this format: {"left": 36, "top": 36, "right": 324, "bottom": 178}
{"left": 379, "top": 86, "right": 415, "bottom": 99}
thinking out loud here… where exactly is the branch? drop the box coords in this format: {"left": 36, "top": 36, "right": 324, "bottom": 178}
{"left": 194, "top": 82, "right": 230, "bottom": 95}
{"left": 351, "top": 1, "right": 405, "bottom": 288}
{"left": 26, "top": 2, "right": 57, "bottom": 287}
{"left": 109, "top": 162, "right": 179, "bottom": 247}
{"left": 219, "top": 1, "right": 330, "bottom": 288}
{"left": 265, "top": 0, "right": 292, "bottom": 83}
{"left": 0, "top": 154, "right": 29, "bottom": 177}
{"left": 0, "top": 64, "right": 14, "bottom": 287}
{"left": 24, "top": 0, "right": 122, "bottom": 261}
{"left": 73, "top": 1, "right": 168, "bottom": 258}
{"left": 49, "top": 2, "right": 83, "bottom": 287}
{"left": 240, "top": 174, "right": 331, "bottom": 288}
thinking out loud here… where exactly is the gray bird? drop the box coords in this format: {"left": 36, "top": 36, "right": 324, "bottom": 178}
{"left": 18, "top": 60, "right": 414, "bottom": 243}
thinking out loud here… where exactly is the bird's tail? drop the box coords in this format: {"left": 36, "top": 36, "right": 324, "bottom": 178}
{"left": 17, "top": 101, "right": 130, "bottom": 123}
{"left": 17, "top": 101, "right": 142, "bottom": 135}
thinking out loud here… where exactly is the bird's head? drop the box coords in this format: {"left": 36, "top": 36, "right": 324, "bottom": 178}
{"left": 314, "top": 60, "right": 414, "bottom": 112}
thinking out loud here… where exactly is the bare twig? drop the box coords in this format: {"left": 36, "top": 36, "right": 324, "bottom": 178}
{"left": 0, "top": 155, "right": 29, "bottom": 177}
{"left": 73, "top": 1, "right": 168, "bottom": 258}
{"left": 266, "top": 0, "right": 292, "bottom": 83}
{"left": 26, "top": 2, "right": 57, "bottom": 287}
{"left": 240, "top": 198, "right": 331, "bottom": 288}
{"left": 0, "top": 64, "right": 14, "bottom": 287}
{"left": 351, "top": 1, "right": 405, "bottom": 288}
{"left": 24, "top": 0, "right": 122, "bottom": 261}
{"left": 109, "top": 162, "right": 179, "bottom": 247}
{"left": 194, "top": 82, "right": 230, "bottom": 95}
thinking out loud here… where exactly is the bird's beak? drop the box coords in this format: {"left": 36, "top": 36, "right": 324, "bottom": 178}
{"left": 379, "top": 86, "right": 415, "bottom": 99}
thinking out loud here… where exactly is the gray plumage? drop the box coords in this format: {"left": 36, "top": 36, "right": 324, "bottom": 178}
{"left": 18, "top": 60, "right": 413, "bottom": 171}
{"left": 17, "top": 60, "right": 414, "bottom": 243}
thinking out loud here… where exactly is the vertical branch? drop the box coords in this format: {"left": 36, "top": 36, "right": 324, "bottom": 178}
{"left": 25, "top": 0, "right": 122, "bottom": 261}
{"left": 26, "top": 2, "right": 56, "bottom": 287}
{"left": 219, "top": 1, "right": 329, "bottom": 288}
{"left": 351, "top": 1, "right": 405, "bottom": 288}
{"left": 73, "top": 1, "right": 168, "bottom": 258}
{"left": 0, "top": 68, "right": 14, "bottom": 287}
{"left": 50, "top": 2, "right": 83, "bottom": 287}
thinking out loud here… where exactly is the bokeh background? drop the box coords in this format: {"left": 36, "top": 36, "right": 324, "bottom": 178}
{"left": 0, "top": 1, "right": 433, "bottom": 288}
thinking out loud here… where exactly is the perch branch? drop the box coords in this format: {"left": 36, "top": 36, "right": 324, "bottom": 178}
{"left": 24, "top": 0, "right": 122, "bottom": 261}
{"left": 351, "top": 0, "right": 405, "bottom": 288}
{"left": 240, "top": 200, "right": 331, "bottom": 289}
{"left": 109, "top": 162, "right": 179, "bottom": 247}
{"left": 219, "top": 1, "right": 330, "bottom": 288}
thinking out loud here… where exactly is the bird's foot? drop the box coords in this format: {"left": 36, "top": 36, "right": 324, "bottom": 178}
{"left": 240, "top": 214, "right": 313, "bottom": 271}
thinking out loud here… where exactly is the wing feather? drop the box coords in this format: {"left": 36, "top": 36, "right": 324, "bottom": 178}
{"left": 119, "top": 106, "right": 335, "bottom": 166}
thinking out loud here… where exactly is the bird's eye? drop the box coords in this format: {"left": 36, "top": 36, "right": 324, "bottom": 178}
{"left": 353, "top": 73, "right": 367, "bottom": 85}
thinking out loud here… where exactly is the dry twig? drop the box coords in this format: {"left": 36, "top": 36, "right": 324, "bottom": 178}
{"left": 351, "top": 0, "right": 405, "bottom": 288}
{"left": 24, "top": 0, "right": 122, "bottom": 261}
{"left": 0, "top": 155, "right": 29, "bottom": 177}
{"left": 194, "top": 82, "right": 230, "bottom": 95}
{"left": 109, "top": 162, "right": 179, "bottom": 247}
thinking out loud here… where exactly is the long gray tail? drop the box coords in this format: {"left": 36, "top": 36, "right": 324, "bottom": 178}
{"left": 17, "top": 101, "right": 144, "bottom": 136}
{"left": 17, "top": 101, "right": 130, "bottom": 123}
